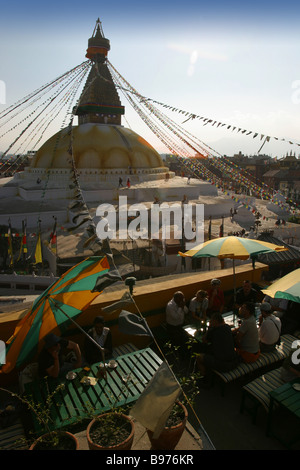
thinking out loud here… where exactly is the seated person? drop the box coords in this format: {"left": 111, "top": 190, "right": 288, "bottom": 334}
{"left": 207, "top": 279, "right": 224, "bottom": 316}
{"left": 84, "top": 316, "right": 112, "bottom": 364}
{"left": 38, "top": 333, "right": 82, "bottom": 379}
{"left": 166, "top": 291, "right": 188, "bottom": 350}
{"left": 258, "top": 302, "right": 281, "bottom": 352}
{"left": 280, "top": 341, "right": 300, "bottom": 382}
{"left": 196, "top": 313, "right": 239, "bottom": 380}
{"left": 262, "top": 295, "right": 288, "bottom": 319}
{"left": 235, "top": 280, "right": 257, "bottom": 307}
{"left": 189, "top": 290, "right": 208, "bottom": 322}
{"left": 232, "top": 302, "right": 260, "bottom": 363}
{"left": 280, "top": 301, "right": 300, "bottom": 335}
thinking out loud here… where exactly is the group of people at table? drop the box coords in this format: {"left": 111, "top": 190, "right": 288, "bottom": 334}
{"left": 166, "top": 279, "right": 300, "bottom": 387}
{"left": 36, "top": 278, "right": 299, "bottom": 390}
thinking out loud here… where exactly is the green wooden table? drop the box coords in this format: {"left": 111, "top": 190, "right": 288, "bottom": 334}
{"left": 266, "top": 378, "right": 300, "bottom": 448}
{"left": 25, "top": 347, "right": 162, "bottom": 434}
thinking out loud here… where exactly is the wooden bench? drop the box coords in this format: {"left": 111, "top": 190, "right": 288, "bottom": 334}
{"left": 240, "top": 368, "right": 284, "bottom": 424}
{"left": 112, "top": 343, "right": 139, "bottom": 358}
{"left": 212, "top": 334, "right": 296, "bottom": 394}
{"left": 0, "top": 420, "right": 26, "bottom": 450}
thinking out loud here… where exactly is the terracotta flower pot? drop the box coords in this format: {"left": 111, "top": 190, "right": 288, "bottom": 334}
{"left": 29, "top": 431, "right": 79, "bottom": 450}
{"left": 86, "top": 413, "right": 135, "bottom": 450}
{"left": 147, "top": 401, "right": 188, "bottom": 450}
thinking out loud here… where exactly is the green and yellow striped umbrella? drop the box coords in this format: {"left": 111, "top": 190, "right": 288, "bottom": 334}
{"left": 262, "top": 268, "right": 300, "bottom": 304}
{"left": 179, "top": 236, "right": 287, "bottom": 260}
{"left": 1, "top": 255, "right": 119, "bottom": 373}
{"left": 179, "top": 236, "right": 288, "bottom": 305}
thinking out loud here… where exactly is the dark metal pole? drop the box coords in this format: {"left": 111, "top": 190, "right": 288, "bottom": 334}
{"left": 51, "top": 298, "right": 105, "bottom": 363}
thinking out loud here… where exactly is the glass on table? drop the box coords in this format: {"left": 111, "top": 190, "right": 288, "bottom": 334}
{"left": 96, "top": 363, "right": 107, "bottom": 379}
{"left": 195, "top": 318, "right": 208, "bottom": 334}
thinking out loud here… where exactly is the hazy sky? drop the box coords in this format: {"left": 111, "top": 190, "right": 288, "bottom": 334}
{"left": 1, "top": 0, "right": 300, "bottom": 157}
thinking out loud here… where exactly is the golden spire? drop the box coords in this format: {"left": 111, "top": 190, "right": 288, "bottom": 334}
{"left": 86, "top": 18, "right": 110, "bottom": 62}
{"left": 76, "top": 19, "right": 125, "bottom": 125}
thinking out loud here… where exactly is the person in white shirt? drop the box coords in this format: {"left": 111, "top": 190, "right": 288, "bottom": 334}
{"left": 258, "top": 302, "right": 281, "bottom": 352}
{"left": 262, "top": 295, "right": 288, "bottom": 319}
{"left": 232, "top": 302, "right": 260, "bottom": 363}
{"left": 84, "top": 316, "right": 112, "bottom": 364}
{"left": 166, "top": 291, "right": 188, "bottom": 353}
{"left": 166, "top": 291, "right": 188, "bottom": 326}
{"left": 189, "top": 290, "right": 209, "bottom": 322}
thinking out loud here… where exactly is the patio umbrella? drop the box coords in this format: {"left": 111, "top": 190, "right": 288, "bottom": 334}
{"left": 1, "top": 255, "right": 121, "bottom": 374}
{"left": 179, "top": 236, "right": 288, "bottom": 305}
{"left": 262, "top": 267, "right": 300, "bottom": 304}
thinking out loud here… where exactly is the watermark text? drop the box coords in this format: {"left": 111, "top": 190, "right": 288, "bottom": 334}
{"left": 0, "top": 340, "right": 6, "bottom": 365}
{"left": 0, "top": 80, "right": 6, "bottom": 104}
{"left": 95, "top": 196, "right": 204, "bottom": 249}
{"left": 291, "top": 340, "right": 300, "bottom": 365}
{"left": 291, "top": 80, "right": 300, "bottom": 104}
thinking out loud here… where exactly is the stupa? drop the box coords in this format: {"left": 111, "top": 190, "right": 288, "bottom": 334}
{"left": 0, "top": 19, "right": 226, "bottom": 232}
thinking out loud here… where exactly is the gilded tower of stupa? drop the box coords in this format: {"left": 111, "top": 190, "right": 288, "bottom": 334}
{"left": 29, "top": 19, "right": 167, "bottom": 174}
{"left": 76, "top": 19, "right": 125, "bottom": 126}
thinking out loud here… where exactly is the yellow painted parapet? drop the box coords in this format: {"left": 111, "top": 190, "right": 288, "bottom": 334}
{"left": 72, "top": 261, "right": 268, "bottom": 346}
{"left": 0, "top": 262, "right": 268, "bottom": 348}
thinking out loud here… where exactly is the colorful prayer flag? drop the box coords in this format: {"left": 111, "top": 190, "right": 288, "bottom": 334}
{"left": 34, "top": 234, "right": 42, "bottom": 264}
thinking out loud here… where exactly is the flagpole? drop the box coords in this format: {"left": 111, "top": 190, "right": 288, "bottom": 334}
{"left": 40, "top": 219, "right": 44, "bottom": 273}
{"left": 52, "top": 216, "right": 57, "bottom": 258}
{"left": 22, "top": 219, "right": 27, "bottom": 264}
{"left": 22, "top": 220, "right": 25, "bottom": 264}
{"left": 208, "top": 216, "right": 212, "bottom": 271}
{"left": 34, "top": 219, "right": 43, "bottom": 271}
{"left": 16, "top": 223, "right": 23, "bottom": 264}
{"left": 233, "top": 258, "right": 237, "bottom": 323}
{"left": 8, "top": 218, "right": 14, "bottom": 270}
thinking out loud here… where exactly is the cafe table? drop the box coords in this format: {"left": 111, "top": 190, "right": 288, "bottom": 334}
{"left": 183, "top": 311, "right": 239, "bottom": 342}
{"left": 266, "top": 378, "right": 300, "bottom": 448}
{"left": 183, "top": 323, "right": 206, "bottom": 342}
{"left": 24, "top": 347, "right": 162, "bottom": 434}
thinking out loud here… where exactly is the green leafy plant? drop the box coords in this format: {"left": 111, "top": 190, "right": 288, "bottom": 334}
{"left": 87, "top": 411, "right": 132, "bottom": 448}
{"left": 0, "top": 381, "right": 70, "bottom": 449}
{"left": 85, "top": 363, "right": 140, "bottom": 449}
{"left": 163, "top": 338, "right": 202, "bottom": 414}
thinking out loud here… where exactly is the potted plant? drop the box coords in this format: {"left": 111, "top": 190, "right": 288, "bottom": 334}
{"left": 86, "top": 411, "right": 135, "bottom": 450}
{"left": 85, "top": 364, "right": 135, "bottom": 450}
{"left": 29, "top": 430, "right": 79, "bottom": 450}
{"left": 0, "top": 381, "right": 79, "bottom": 450}
{"left": 146, "top": 400, "right": 188, "bottom": 450}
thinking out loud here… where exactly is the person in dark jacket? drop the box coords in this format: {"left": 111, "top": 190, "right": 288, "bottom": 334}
{"left": 235, "top": 280, "right": 257, "bottom": 308}
{"left": 196, "top": 313, "right": 239, "bottom": 380}
{"left": 84, "top": 316, "right": 113, "bottom": 364}
{"left": 38, "top": 333, "right": 82, "bottom": 378}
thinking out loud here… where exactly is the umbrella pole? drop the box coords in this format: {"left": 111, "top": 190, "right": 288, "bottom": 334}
{"left": 233, "top": 259, "right": 236, "bottom": 324}
{"left": 53, "top": 301, "right": 105, "bottom": 363}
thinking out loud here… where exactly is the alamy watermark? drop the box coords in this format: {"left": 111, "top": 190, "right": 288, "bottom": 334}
{"left": 0, "top": 340, "right": 5, "bottom": 365}
{"left": 0, "top": 80, "right": 6, "bottom": 104}
{"left": 291, "top": 80, "right": 300, "bottom": 104}
{"left": 95, "top": 196, "right": 204, "bottom": 249}
{"left": 291, "top": 340, "right": 300, "bottom": 365}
